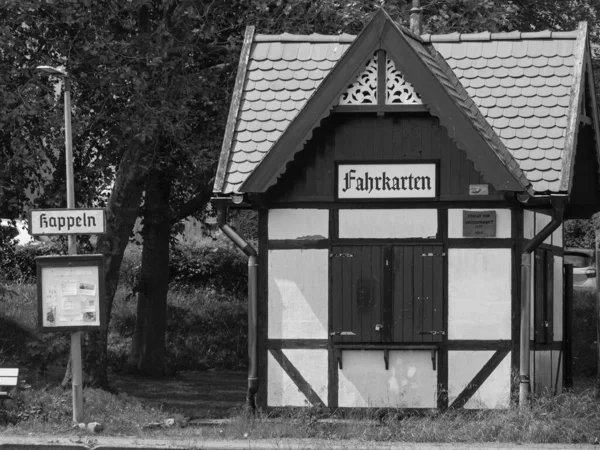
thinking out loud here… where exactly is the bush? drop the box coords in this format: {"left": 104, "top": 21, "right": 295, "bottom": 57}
{"left": 572, "top": 290, "right": 598, "bottom": 377}
{"left": 165, "top": 289, "right": 248, "bottom": 370}
{"left": 169, "top": 245, "right": 247, "bottom": 295}
{"left": 108, "top": 286, "right": 248, "bottom": 372}
{"left": 0, "top": 242, "right": 66, "bottom": 283}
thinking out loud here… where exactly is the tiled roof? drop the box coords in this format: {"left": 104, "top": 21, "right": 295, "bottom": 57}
{"left": 216, "top": 28, "right": 585, "bottom": 194}
{"left": 432, "top": 37, "right": 578, "bottom": 192}
{"left": 400, "top": 32, "right": 531, "bottom": 192}
{"left": 221, "top": 38, "right": 352, "bottom": 192}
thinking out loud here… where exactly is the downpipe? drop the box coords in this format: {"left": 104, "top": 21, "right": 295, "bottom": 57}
{"left": 214, "top": 198, "right": 258, "bottom": 411}
{"left": 519, "top": 196, "right": 565, "bottom": 408}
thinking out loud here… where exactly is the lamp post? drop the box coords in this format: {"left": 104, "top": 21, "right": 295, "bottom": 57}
{"left": 36, "top": 65, "right": 83, "bottom": 423}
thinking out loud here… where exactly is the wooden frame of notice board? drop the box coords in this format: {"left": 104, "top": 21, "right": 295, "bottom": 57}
{"left": 36, "top": 254, "right": 106, "bottom": 331}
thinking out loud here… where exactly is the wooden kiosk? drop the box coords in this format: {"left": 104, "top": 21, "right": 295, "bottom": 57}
{"left": 213, "top": 10, "right": 600, "bottom": 410}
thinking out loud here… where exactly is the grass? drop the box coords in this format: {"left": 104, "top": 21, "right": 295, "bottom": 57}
{"left": 1, "top": 384, "right": 599, "bottom": 443}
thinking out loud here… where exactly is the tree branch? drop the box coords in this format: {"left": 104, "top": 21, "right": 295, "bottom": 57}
{"left": 171, "top": 177, "right": 214, "bottom": 223}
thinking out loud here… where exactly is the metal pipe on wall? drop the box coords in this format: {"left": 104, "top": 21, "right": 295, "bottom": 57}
{"left": 214, "top": 198, "right": 259, "bottom": 410}
{"left": 519, "top": 197, "right": 565, "bottom": 407}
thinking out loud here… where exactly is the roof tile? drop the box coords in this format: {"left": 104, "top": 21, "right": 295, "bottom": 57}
{"left": 526, "top": 40, "right": 544, "bottom": 57}
{"left": 496, "top": 41, "right": 513, "bottom": 58}
{"left": 282, "top": 42, "right": 300, "bottom": 61}
{"left": 523, "top": 138, "right": 538, "bottom": 150}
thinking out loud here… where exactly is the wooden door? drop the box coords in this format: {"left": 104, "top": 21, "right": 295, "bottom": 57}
{"left": 391, "top": 245, "right": 444, "bottom": 343}
{"left": 331, "top": 245, "right": 383, "bottom": 343}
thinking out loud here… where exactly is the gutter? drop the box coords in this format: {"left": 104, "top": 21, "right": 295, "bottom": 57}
{"left": 518, "top": 195, "right": 566, "bottom": 407}
{"left": 212, "top": 197, "right": 258, "bottom": 411}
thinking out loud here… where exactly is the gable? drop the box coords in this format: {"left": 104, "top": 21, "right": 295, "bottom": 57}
{"left": 239, "top": 10, "right": 529, "bottom": 195}
{"left": 268, "top": 114, "right": 502, "bottom": 203}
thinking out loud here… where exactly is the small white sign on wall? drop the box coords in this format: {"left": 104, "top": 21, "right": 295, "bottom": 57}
{"left": 337, "top": 163, "right": 437, "bottom": 199}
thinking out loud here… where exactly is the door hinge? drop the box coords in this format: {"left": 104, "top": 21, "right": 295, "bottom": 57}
{"left": 419, "top": 330, "right": 446, "bottom": 336}
{"left": 330, "top": 331, "right": 356, "bottom": 336}
{"left": 330, "top": 253, "right": 354, "bottom": 258}
{"left": 421, "top": 252, "right": 446, "bottom": 257}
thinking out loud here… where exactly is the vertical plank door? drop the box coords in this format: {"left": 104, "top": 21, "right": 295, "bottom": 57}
{"left": 331, "top": 245, "right": 383, "bottom": 343}
{"left": 392, "top": 245, "right": 444, "bottom": 343}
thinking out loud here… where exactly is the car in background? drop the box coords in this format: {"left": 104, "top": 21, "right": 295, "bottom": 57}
{"left": 0, "top": 219, "right": 49, "bottom": 245}
{"left": 564, "top": 247, "right": 596, "bottom": 292}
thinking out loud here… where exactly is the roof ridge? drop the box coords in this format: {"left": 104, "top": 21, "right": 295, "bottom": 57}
{"left": 422, "top": 29, "right": 579, "bottom": 42}
{"left": 254, "top": 29, "right": 579, "bottom": 44}
{"left": 254, "top": 33, "right": 355, "bottom": 43}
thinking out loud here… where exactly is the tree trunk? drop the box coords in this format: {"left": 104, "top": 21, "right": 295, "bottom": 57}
{"left": 83, "top": 141, "right": 152, "bottom": 388}
{"left": 595, "top": 213, "right": 600, "bottom": 393}
{"left": 128, "top": 170, "right": 172, "bottom": 375}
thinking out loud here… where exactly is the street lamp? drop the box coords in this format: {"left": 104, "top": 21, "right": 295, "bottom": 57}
{"left": 36, "top": 65, "right": 75, "bottom": 255}
{"left": 36, "top": 65, "right": 83, "bottom": 423}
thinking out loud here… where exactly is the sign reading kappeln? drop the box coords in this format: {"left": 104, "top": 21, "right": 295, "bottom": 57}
{"left": 29, "top": 209, "right": 106, "bottom": 235}
{"left": 337, "top": 163, "right": 437, "bottom": 199}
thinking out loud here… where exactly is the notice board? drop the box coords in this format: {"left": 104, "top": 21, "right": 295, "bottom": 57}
{"left": 36, "top": 254, "right": 106, "bottom": 331}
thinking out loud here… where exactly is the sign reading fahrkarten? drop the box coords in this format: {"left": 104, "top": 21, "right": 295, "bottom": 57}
{"left": 29, "top": 209, "right": 106, "bottom": 235}
{"left": 337, "top": 163, "right": 437, "bottom": 199}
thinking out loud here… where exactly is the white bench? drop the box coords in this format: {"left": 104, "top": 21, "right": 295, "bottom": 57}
{"left": 0, "top": 368, "right": 19, "bottom": 402}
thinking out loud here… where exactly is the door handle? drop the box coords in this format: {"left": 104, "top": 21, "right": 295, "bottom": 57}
{"left": 375, "top": 324, "right": 384, "bottom": 331}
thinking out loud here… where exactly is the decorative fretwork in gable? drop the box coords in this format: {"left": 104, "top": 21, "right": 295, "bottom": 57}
{"left": 386, "top": 58, "right": 422, "bottom": 104}
{"left": 339, "top": 52, "right": 378, "bottom": 105}
{"left": 338, "top": 50, "right": 423, "bottom": 107}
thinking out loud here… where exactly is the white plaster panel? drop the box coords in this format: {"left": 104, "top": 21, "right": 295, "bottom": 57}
{"left": 267, "top": 349, "right": 328, "bottom": 407}
{"left": 338, "top": 209, "right": 437, "bottom": 239}
{"left": 268, "top": 250, "right": 328, "bottom": 339}
{"left": 338, "top": 350, "right": 437, "bottom": 408}
{"left": 448, "top": 351, "right": 511, "bottom": 409}
{"left": 448, "top": 249, "right": 512, "bottom": 339}
{"left": 448, "top": 209, "right": 511, "bottom": 238}
{"left": 524, "top": 210, "right": 535, "bottom": 240}
{"left": 553, "top": 224, "right": 563, "bottom": 247}
{"left": 534, "top": 212, "right": 552, "bottom": 245}
{"left": 268, "top": 209, "right": 328, "bottom": 240}
{"left": 553, "top": 256, "right": 563, "bottom": 341}
{"left": 530, "top": 350, "right": 536, "bottom": 394}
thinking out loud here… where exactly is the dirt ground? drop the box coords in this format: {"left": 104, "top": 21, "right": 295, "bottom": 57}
{"left": 111, "top": 370, "right": 247, "bottom": 419}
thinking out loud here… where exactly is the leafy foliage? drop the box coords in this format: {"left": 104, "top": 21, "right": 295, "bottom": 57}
{"left": 564, "top": 219, "right": 596, "bottom": 249}
{"left": 169, "top": 245, "right": 248, "bottom": 295}
{"left": 0, "top": 243, "right": 66, "bottom": 284}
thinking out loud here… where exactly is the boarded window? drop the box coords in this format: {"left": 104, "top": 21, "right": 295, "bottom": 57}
{"left": 331, "top": 244, "right": 444, "bottom": 343}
